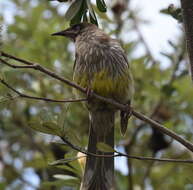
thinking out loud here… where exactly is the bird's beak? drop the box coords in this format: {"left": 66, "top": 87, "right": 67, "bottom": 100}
{"left": 51, "top": 28, "right": 77, "bottom": 39}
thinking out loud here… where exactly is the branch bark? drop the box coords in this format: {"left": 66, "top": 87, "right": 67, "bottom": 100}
{"left": 180, "top": 0, "right": 193, "bottom": 81}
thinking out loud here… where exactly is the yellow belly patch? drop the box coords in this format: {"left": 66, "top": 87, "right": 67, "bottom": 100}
{"left": 74, "top": 69, "right": 131, "bottom": 101}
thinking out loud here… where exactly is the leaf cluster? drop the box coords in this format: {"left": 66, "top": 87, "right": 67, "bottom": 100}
{"left": 63, "top": 0, "right": 107, "bottom": 25}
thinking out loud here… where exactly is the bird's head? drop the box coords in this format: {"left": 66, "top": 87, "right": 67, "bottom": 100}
{"left": 51, "top": 23, "right": 97, "bottom": 41}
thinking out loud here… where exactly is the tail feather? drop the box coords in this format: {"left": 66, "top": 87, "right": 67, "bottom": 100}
{"left": 80, "top": 110, "right": 115, "bottom": 190}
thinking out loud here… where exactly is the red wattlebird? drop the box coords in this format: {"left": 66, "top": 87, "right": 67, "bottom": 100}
{"left": 52, "top": 23, "right": 134, "bottom": 190}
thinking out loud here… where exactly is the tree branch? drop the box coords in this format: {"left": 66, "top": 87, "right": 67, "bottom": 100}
{"left": 0, "top": 58, "right": 38, "bottom": 69}
{"left": 1, "top": 51, "right": 193, "bottom": 153}
{"left": 60, "top": 136, "right": 193, "bottom": 164}
{"left": 180, "top": 0, "right": 193, "bottom": 81}
{"left": 0, "top": 79, "right": 87, "bottom": 103}
{"left": 132, "top": 110, "right": 193, "bottom": 152}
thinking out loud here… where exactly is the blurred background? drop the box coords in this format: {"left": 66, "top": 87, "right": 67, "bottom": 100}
{"left": 0, "top": 0, "right": 193, "bottom": 189}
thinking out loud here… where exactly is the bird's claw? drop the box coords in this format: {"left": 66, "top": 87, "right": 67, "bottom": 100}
{"left": 85, "top": 87, "right": 93, "bottom": 101}
{"left": 125, "top": 103, "right": 132, "bottom": 118}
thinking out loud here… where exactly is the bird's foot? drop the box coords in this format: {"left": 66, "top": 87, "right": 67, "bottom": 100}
{"left": 125, "top": 103, "right": 132, "bottom": 118}
{"left": 85, "top": 87, "right": 94, "bottom": 102}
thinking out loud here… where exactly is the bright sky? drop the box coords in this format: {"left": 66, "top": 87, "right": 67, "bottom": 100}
{"left": 130, "top": 0, "right": 181, "bottom": 62}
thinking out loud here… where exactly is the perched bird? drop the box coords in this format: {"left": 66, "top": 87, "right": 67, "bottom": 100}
{"left": 52, "top": 23, "right": 134, "bottom": 190}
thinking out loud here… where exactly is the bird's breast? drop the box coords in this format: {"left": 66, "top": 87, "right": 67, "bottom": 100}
{"left": 73, "top": 40, "right": 133, "bottom": 103}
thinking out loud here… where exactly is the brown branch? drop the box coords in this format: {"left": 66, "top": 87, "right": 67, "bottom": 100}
{"left": 60, "top": 136, "right": 193, "bottom": 163}
{"left": 1, "top": 51, "right": 193, "bottom": 153}
{"left": 0, "top": 79, "right": 87, "bottom": 103}
{"left": 0, "top": 58, "right": 38, "bottom": 69}
{"left": 180, "top": 0, "right": 193, "bottom": 81}
{"left": 132, "top": 110, "right": 193, "bottom": 152}
{"left": 118, "top": 152, "right": 193, "bottom": 164}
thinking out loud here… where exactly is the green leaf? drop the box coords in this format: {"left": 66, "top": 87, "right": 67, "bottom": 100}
{"left": 86, "top": 0, "right": 95, "bottom": 18}
{"left": 53, "top": 174, "right": 78, "bottom": 181}
{"left": 25, "top": 157, "right": 47, "bottom": 169}
{"left": 29, "top": 119, "right": 61, "bottom": 136}
{"left": 42, "top": 121, "right": 61, "bottom": 135}
{"left": 86, "top": 0, "right": 98, "bottom": 25}
{"left": 97, "top": 142, "right": 115, "bottom": 152}
{"left": 83, "top": 10, "right": 88, "bottom": 22}
{"left": 66, "top": 130, "right": 81, "bottom": 145}
{"left": 56, "top": 165, "right": 79, "bottom": 175}
{"left": 89, "top": 12, "right": 98, "bottom": 25}
{"left": 50, "top": 175, "right": 80, "bottom": 186}
{"left": 160, "top": 5, "right": 182, "bottom": 22}
{"left": 49, "top": 157, "right": 81, "bottom": 166}
{"left": 70, "top": 1, "right": 86, "bottom": 25}
{"left": 0, "top": 72, "right": 6, "bottom": 81}
{"left": 93, "top": 4, "right": 111, "bottom": 22}
{"left": 65, "top": 0, "right": 83, "bottom": 21}
{"left": 70, "top": 12, "right": 82, "bottom": 25}
{"left": 96, "top": 0, "right": 107, "bottom": 12}
{"left": 41, "top": 180, "right": 68, "bottom": 188}
{"left": 57, "top": 109, "right": 67, "bottom": 131}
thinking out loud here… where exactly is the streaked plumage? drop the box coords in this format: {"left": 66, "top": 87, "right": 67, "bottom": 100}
{"left": 73, "top": 24, "right": 133, "bottom": 103}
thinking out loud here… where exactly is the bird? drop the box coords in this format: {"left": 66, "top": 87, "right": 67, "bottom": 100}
{"left": 52, "top": 23, "right": 134, "bottom": 190}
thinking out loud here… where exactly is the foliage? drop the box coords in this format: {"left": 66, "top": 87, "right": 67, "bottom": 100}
{"left": 0, "top": 0, "right": 193, "bottom": 190}
{"left": 64, "top": 0, "right": 107, "bottom": 25}
{"left": 160, "top": 4, "right": 183, "bottom": 23}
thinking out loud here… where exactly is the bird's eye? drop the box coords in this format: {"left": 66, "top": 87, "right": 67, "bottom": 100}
{"left": 73, "top": 24, "right": 81, "bottom": 31}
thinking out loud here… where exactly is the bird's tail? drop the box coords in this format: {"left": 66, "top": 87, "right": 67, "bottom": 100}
{"left": 80, "top": 109, "right": 115, "bottom": 190}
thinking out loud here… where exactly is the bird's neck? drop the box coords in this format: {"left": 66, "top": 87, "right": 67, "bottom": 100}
{"left": 75, "top": 30, "right": 110, "bottom": 57}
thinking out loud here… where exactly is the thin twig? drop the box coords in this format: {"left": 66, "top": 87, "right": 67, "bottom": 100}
{"left": 0, "top": 79, "right": 87, "bottom": 103}
{"left": 118, "top": 152, "right": 193, "bottom": 163}
{"left": 60, "top": 136, "right": 193, "bottom": 163}
{"left": 1, "top": 52, "right": 193, "bottom": 152}
{"left": 0, "top": 58, "right": 38, "bottom": 69}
